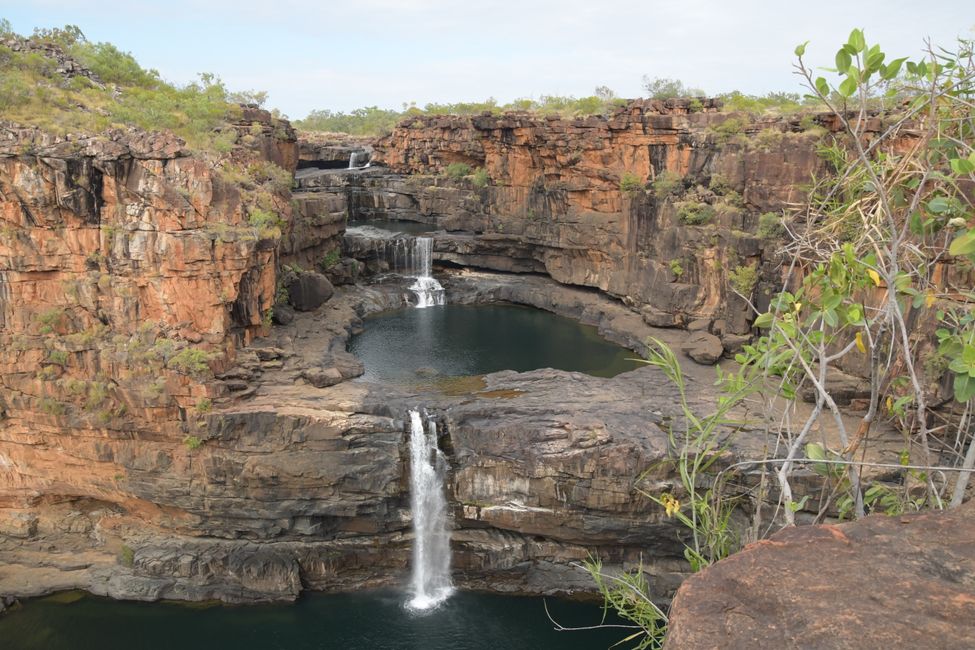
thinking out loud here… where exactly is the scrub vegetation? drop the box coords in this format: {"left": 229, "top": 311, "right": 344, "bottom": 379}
{"left": 588, "top": 29, "right": 975, "bottom": 648}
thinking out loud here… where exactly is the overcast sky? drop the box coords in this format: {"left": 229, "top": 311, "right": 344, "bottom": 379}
{"left": 3, "top": 1, "right": 973, "bottom": 119}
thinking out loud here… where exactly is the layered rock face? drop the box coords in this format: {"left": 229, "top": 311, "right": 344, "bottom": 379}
{"left": 664, "top": 502, "right": 975, "bottom": 649}
{"left": 361, "top": 100, "right": 829, "bottom": 337}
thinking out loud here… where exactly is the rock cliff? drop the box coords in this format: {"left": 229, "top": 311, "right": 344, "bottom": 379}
{"left": 361, "top": 99, "right": 830, "bottom": 338}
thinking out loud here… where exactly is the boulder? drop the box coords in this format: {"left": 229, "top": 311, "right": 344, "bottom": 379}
{"left": 271, "top": 303, "right": 295, "bottom": 325}
{"left": 287, "top": 272, "right": 334, "bottom": 311}
{"left": 682, "top": 332, "right": 723, "bottom": 364}
{"left": 665, "top": 503, "right": 975, "bottom": 649}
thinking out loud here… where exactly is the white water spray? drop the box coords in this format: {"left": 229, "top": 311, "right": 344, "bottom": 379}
{"left": 408, "top": 237, "right": 445, "bottom": 308}
{"left": 407, "top": 409, "right": 453, "bottom": 610}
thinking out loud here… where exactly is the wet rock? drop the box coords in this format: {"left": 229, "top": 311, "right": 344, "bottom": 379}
{"left": 287, "top": 272, "right": 334, "bottom": 311}
{"left": 665, "top": 503, "right": 975, "bottom": 649}
{"left": 682, "top": 332, "right": 724, "bottom": 364}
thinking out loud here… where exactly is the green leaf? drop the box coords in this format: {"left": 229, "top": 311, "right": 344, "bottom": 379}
{"left": 949, "top": 230, "right": 975, "bottom": 257}
{"left": 806, "top": 442, "right": 826, "bottom": 461}
{"left": 927, "top": 196, "right": 950, "bottom": 214}
{"left": 823, "top": 308, "right": 839, "bottom": 328}
{"left": 848, "top": 28, "right": 866, "bottom": 52}
{"left": 881, "top": 57, "right": 907, "bottom": 80}
{"left": 815, "top": 76, "right": 830, "bottom": 96}
{"left": 753, "top": 312, "right": 774, "bottom": 329}
{"left": 835, "top": 49, "right": 852, "bottom": 72}
{"left": 795, "top": 41, "right": 809, "bottom": 57}
{"left": 950, "top": 157, "right": 975, "bottom": 174}
{"left": 839, "top": 77, "right": 858, "bottom": 98}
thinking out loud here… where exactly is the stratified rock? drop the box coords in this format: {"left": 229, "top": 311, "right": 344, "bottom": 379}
{"left": 664, "top": 503, "right": 975, "bottom": 649}
{"left": 682, "top": 332, "right": 723, "bottom": 364}
{"left": 287, "top": 272, "right": 334, "bottom": 311}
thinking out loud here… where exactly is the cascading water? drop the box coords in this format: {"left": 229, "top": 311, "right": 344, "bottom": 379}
{"left": 408, "top": 237, "right": 445, "bottom": 308}
{"left": 407, "top": 409, "right": 453, "bottom": 611}
{"left": 348, "top": 151, "right": 363, "bottom": 169}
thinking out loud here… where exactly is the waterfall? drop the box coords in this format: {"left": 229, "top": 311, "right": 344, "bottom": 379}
{"left": 408, "top": 237, "right": 445, "bottom": 308}
{"left": 407, "top": 409, "right": 453, "bottom": 610}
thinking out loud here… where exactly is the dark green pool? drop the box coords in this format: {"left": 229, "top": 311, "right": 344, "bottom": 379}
{"left": 0, "top": 590, "right": 628, "bottom": 650}
{"left": 348, "top": 303, "right": 639, "bottom": 384}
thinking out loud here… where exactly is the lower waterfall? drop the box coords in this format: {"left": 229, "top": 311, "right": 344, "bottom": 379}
{"left": 407, "top": 409, "right": 453, "bottom": 610}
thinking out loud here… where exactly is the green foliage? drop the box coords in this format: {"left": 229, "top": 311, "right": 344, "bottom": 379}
{"left": 0, "top": 24, "right": 259, "bottom": 151}
{"left": 707, "top": 173, "right": 733, "bottom": 195}
{"left": 620, "top": 171, "right": 644, "bottom": 194}
{"left": 36, "top": 308, "right": 65, "bottom": 335}
{"left": 728, "top": 263, "right": 759, "bottom": 295}
{"left": 39, "top": 397, "right": 65, "bottom": 416}
{"left": 669, "top": 259, "right": 684, "bottom": 279}
{"left": 584, "top": 557, "right": 668, "bottom": 650}
{"left": 444, "top": 162, "right": 472, "bottom": 179}
{"left": 195, "top": 397, "right": 212, "bottom": 414}
{"left": 935, "top": 309, "right": 975, "bottom": 403}
{"left": 642, "top": 76, "right": 705, "bottom": 99}
{"left": 651, "top": 171, "right": 682, "bottom": 197}
{"left": 183, "top": 435, "right": 203, "bottom": 451}
{"left": 296, "top": 89, "right": 627, "bottom": 136}
{"left": 118, "top": 544, "right": 135, "bottom": 567}
{"left": 471, "top": 166, "right": 490, "bottom": 188}
{"left": 718, "top": 90, "right": 808, "bottom": 115}
{"left": 675, "top": 201, "right": 715, "bottom": 225}
{"left": 757, "top": 212, "right": 786, "bottom": 239}
{"left": 711, "top": 117, "right": 746, "bottom": 144}
{"left": 47, "top": 349, "right": 69, "bottom": 366}
{"left": 167, "top": 348, "right": 214, "bottom": 375}
{"left": 319, "top": 248, "right": 341, "bottom": 270}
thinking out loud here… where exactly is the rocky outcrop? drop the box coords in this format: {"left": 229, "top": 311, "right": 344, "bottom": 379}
{"left": 359, "top": 100, "right": 832, "bottom": 334}
{"left": 664, "top": 502, "right": 975, "bottom": 649}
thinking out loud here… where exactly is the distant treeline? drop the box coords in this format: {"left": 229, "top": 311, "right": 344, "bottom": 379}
{"left": 295, "top": 80, "right": 827, "bottom": 136}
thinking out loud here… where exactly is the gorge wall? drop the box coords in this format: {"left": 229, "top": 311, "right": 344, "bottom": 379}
{"left": 349, "top": 99, "right": 830, "bottom": 344}
{"left": 0, "top": 99, "right": 891, "bottom": 607}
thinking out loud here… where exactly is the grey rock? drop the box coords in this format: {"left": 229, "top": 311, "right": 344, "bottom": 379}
{"left": 287, "top": 272, "right": 334, "bottom": 311}
{"left": 682, "top": 331, "right": 724, "bottom": 364}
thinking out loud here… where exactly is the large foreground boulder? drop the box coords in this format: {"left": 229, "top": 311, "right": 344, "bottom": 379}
{"left": 664, "top": 502, "right": 975, "bottom": 649}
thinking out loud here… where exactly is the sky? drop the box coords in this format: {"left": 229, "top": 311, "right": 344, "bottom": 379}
{"left": 3, "top": 1, "right": 973, "bottom": 119}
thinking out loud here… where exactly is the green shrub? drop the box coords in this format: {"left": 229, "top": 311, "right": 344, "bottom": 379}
{"left": 676, "top": 201, "right": 715, "bottom": 225}
{"left": 712, "top": 117, "right": 746, "bottom": 144}
{"left": 47, "top": 349, "right": 69, "bottom": 365}
{"left": 757, "top": 212, "right": 786, "bottom": 239}
{"left": 620, "top": 171, "right": 644, "bottom": 194}
{"left": 669, "top": 259, "right": 685, "bottom": 278}
{"left": 39, "top": 397, "right": 65, "bottom": 416}
{"left": 729, "top": 263, "right": 759, "bottom": 295}
{"left": 183, "top": 435, "right": 203, "bottom": 450}
{"left": 195, "top": 397, "right": 212, "bottom": 413}
{"left": 167, "top": 348, "right": 214, "bottom": 375}
{"left": 471, "top": 167, "right": 490, "bottom": 188}
{"left": 652, "top": 170, "right": 682, "bottom": 197}
{"left": 444, "top": 162, "right": 472, "bottom": 179}
{"left": 708, "top": 173, "right": 733, "bottom": 195}
{"left": 118, "top": 544, "right": 135, "bottom": 567}
{"left": 319, "top": 248, "right": 341, "bottom": 270}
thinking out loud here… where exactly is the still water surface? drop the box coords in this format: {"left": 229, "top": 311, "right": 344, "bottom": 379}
{"left": 348, "top": 304, "right": 640, "bottom": 384}
{"left": 0, "top": 590, "right": 626, "bottom": 650}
